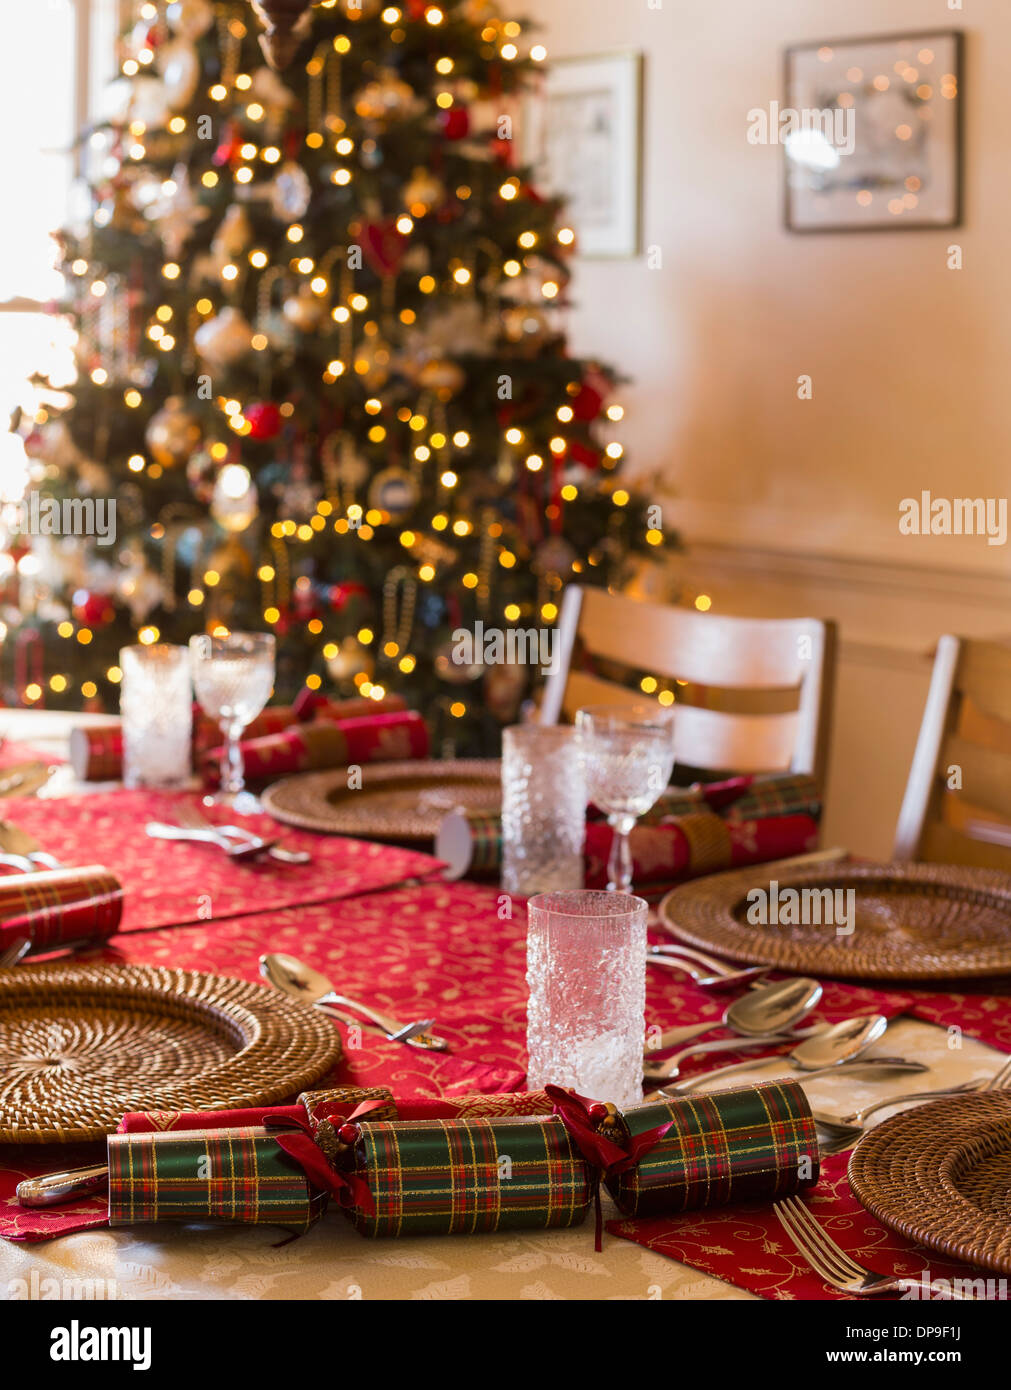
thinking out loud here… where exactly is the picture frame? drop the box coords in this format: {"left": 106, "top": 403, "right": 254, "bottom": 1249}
{"left": 783, "top": 29, "right": 964, "bottom": 233}
{"left": 524, "top": 51, "right": 643, "bottom": 259}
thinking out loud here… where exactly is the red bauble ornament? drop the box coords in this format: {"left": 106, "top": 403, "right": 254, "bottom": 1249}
{"left": 570, "top": 369, "right": 611, "bottom": 422}
{"left": 72, "top": 590, "right": 115, "bottom": 626}
{"left": 569, "top": 441, "right": 601, "bottom": 470}
{"left": 405, "top": 0, "right": 428, "bottom": 18}
{"left": 330, "top": 581, "right": 368, "bottom": 611}
{"left": 439, "top": 107, "right": 470, "bottom": 141}
{"left": 213, "top": 122, "right": 242, "bottom": 168}
{"left": 244, "top": 401, "right": 283, "bottom": 441}
{"left": 360, "top": 221, "right": 406, "bottom": 278}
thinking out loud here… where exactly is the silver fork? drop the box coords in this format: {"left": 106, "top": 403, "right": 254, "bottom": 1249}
{"left": 175, "top": 804, "right": 311, "bottom": 865}
{"left": 815, "top": 1056, "right": 1011, "bottom": 1153}
{"left": 774, "top": 1196, "right": 977, "bottom": 1299}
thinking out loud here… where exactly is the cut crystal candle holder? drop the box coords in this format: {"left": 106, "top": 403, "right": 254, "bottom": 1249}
{"left": 501, "top": 725, "right": 586, "bottom": 897}
{"left": 526, "top": 889, "right": 648, "bottom": 1108}
{"left": 120, "top": 644, "right": 193, "bottom": 790}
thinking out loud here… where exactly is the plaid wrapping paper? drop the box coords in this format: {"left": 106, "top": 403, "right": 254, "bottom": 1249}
{"left": 342, "top": 1115, "right": 596, "bottom": 1238}
{"left": 603, "top": 1080, "right": 819, "bottom": 1219}
{"left": 0, "top": 865, "right": 123, "bottom": 954}
{"left": 202, "top": 710, "right": 429, "bottom": 786}
{"left": 643, "top": 772, "right": 821, "bottom": 825}
{"left": 107, "top": 1127, "right": 327, "bottom": 1233}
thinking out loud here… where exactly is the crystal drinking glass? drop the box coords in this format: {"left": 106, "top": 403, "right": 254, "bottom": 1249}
{"left": 575, "top": 704, "right": 676, "bottom": 894}
{"left": 120, "top": 644, "right": 193, "bottom": 789}
{"left": 190, "top": 631, "right": 275, "bottom": 808}
{"left": 526, "top": 889, "right": 648, "bottom": 1107}
{"left": 501, "top": 725, "right": 586, "bottom": 896}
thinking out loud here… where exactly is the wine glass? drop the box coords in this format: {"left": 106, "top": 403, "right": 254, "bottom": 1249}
{"left": 575, "top": 704, "right": 676, "bottom": 893}
{"left": 190, "top": 631, "right": 276, "bottom": 810}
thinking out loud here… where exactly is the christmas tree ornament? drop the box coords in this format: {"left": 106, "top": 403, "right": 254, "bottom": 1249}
{"left": 148, "top": 165, "right": 210, "bottom": 260}
{"left": 185, "top": 447, "right": 219, "bottom": 503}
{"left": 484, "top": 661, "right": 527, "bottom": 723}
{"left": 381, "top": 566, "right": 417, "bottom": 657}
{"left": 433, "top": 635, "right": 484, "bottom": 684}
{"left": 355, "top": 70, "right": 418, "bottom": 123}
{"left": 118, "top": 562, "right": 165, "bottom": 625}
{"left": 166, "top": 0, "right": 215, "bottom": 40}
{"left": 369, "top": 465, "right": 419, "bottom": 520}
{"left": 326, "top": 635, "right": 374, "bottom": 683}
{"left": 72, "top": 589, "right": 116, "bottom": 627}
{"left": 282, "top": 284, "right": 325, "bottom": 333}
{"left": 244, "top": 401, "right": 283, "bottom": 441}
{"left": 402, "top": 167, "right": 446, "bottom": 214}
{"left": 211, "top": 204, "right": 254, "bottom": 262}
{"left": 195, "top": 306, "right": 253, "bottom": 367}
{"left": 502, "top": 303, "right": 552, "bottom": 345}
{"left": 438, "top": 107, "right": 470, "bottom": 141}
{"left": 360, "top": 220, "right": 406, "bottom": 277}
{"left": 211, "top": 462, "right": 259, "bottom": 533}
{"left": 249, "top": 0, "right": 314, "bottom": 70}
{"left": 270, "top": 161, "right": 313, "bottom": 220}
{"left": 277, "top": 458, "right": 319, "bottom": 520}
{"left": 158, "top": 37, "right": 201, "bottom": 111}
{"left": 532, "top": 535, "right": 577, "bottom": 578}
{"left": 144, "top": 396, "right": 201, "bottom": 467}
{"left": 355, "top": 335, "right": 393, "bottom": 390}
{"left": 416, "top": 359, "right": 466, "bottom": 396}
{"left": 249, "top": 66, "right": 299, "bottom": 129}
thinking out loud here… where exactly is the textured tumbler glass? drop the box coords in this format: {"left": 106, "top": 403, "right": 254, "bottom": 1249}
{"left": 501, "top": 725, "right": 586, "bottom": 896}
{"left": 120, "top": 644, "right": 193, "bottom": 789}
{"left": 526, "top": 890, "right": 648, "bottom": 1108}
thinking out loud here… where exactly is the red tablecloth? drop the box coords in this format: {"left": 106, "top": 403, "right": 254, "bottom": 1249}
{"left": 0, "top": 790, "right": 443, "bottom": 930}
{"left": 3, "top": 872, "right": 1010, "bottom": 1297}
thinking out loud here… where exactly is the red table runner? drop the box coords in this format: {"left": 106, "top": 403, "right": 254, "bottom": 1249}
{"left": 0, "top": 790, "right": 444, "bottom": 930}
{"left": 3, "top": 876, "right": 1010, "bottom": 1297}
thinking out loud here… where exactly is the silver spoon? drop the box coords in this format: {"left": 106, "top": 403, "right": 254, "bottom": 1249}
{"left": 259, "top": 952, "right": 449, "bottom": 1051}
{"left": 646, "top": 976, "right": 823, "bottom": 1054}
{"left": 648, "top": 952, "right": 772, "bottom": 991}
{"left": 663, "top": 1014, "right": 893, "bottom": 1093}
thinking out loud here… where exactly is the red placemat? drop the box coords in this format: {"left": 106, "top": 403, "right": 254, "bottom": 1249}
{"left": 607, "top": 1153, "right": 994, "bottom": 1300}
{"left": 0, "top": 790, "right": 444, "bottom": 930}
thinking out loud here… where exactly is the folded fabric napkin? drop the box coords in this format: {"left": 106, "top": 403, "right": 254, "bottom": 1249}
{"left": 69, "top": 694, "right": 408, "bottom": 781}
{"left": 201, "top": 709, "right": 429, "bottom": 786}
{"left": 0, "top": 865, "right": 123, "bottom": 955}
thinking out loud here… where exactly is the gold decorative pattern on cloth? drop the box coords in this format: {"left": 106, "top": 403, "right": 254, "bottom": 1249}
{"left": 677, "top": 813, "right": 733, "bottom": 875}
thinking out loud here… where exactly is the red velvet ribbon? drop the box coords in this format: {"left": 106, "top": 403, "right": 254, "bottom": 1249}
{"left": 264, "top": 1097, "right": 390, "bottom": 1218}
{"left": 545, "top": 1086, "right": 675, "bottom": 1251}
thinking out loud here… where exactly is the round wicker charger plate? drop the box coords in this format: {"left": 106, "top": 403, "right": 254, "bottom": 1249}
{"left": 659, "top": 861, "right": 1011, "bottom": 981}
{"left": 848, "top": 1093, "right": 1011, "bottom": 1277}
{"left": 261, "top": 758, "right": 501, "bottom": 840}
{"left": 0, "top": 962, "right": 343, "bottom": 1144}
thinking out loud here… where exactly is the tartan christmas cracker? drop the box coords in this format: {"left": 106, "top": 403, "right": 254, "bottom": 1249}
{"left": 595, "top": 1080, "right": 820, "bottom": 1217}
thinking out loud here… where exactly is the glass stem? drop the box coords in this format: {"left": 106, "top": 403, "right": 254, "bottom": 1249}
{"left": 606, "top": 813, "right": 637, "bottom": 893}
{"left": 221, "top": 719, "right": 246, "bottom": 797}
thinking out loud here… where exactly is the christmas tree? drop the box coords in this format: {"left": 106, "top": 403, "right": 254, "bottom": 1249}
{"left": 4, "top": 0, "right": 669, "bottom": 753}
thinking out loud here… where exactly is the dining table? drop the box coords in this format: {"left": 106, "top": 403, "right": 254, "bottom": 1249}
{"left": 0, "top": 708, "right": 1008, "bottom": 1303}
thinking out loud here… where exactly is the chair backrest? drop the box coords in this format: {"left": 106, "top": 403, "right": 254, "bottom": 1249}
{"left": 539, "top": 585, "right": 837, "bottom": 791}
{"left": 894, "top": 635, "right": 1011, "bottom": 871}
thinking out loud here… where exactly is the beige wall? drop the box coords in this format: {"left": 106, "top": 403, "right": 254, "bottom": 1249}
{"left": 534, "top": 0, "right": 1011, "bottom": 855}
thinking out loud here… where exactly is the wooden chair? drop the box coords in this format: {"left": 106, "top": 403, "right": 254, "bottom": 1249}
{"left": 539, "top": 585, "right": 837, "bottom": 792}
{"left": 894, "top": 635, "right": 1011, "bottom": 871}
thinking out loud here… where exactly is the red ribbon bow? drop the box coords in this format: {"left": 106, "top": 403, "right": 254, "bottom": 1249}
{"left": 264, "top": 1097, "right": 390, "bottom": 1218}
{"left": 545, "top": 1086, "right": 675, "bottom": 1251}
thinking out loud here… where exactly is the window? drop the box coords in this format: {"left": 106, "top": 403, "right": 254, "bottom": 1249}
{"left": 0, "top": 0, "right": 119, "bottom": 432}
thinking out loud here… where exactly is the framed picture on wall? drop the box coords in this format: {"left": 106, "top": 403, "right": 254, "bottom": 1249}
{"left": 784, "top": 30, "right": 964, "bottom": 232}
{"left": 524, "top": 52, "right": 642, "bottom": 259}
